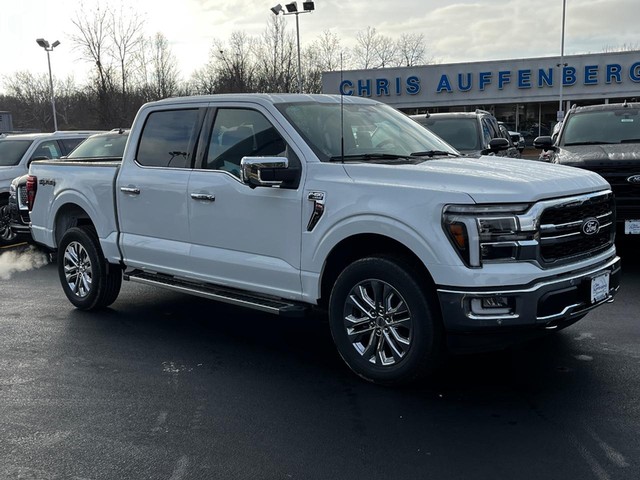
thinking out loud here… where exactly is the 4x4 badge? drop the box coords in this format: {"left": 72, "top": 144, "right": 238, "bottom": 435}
{"left": 626, "top": 175, "right": 640, "bottom": 184}
{"left": 582, "top": 218, "right": 600, "bottom": 236}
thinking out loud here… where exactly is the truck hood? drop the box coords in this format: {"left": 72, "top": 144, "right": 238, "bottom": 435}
{"left": 557, "top": 143, "right": 640, "bottom": 166}
{"left": 342, "top": 156, "right": 609, "bottom": 204}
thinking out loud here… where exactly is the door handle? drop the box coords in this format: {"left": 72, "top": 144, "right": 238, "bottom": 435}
{"left": 190, "top": 193, "right": 216, "bottom": 202}
{"left": 120, "top": 186, "right": 140, "bottom": 195}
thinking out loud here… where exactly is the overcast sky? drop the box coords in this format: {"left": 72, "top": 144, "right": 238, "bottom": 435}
{"left": 0, "top": 0, "right": 638, "bottom": 88}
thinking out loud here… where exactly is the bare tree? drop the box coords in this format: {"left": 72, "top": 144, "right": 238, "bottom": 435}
{"left": 70, "top": 1, "right": 117, "bottom": 125}
{"left": 303, "top": 31, "right": 348, "bottom": 93}
{"left": 2, "top": 72, "right": 52, "bottom": 130}
{"left": 397, "top": 33, "right": 429, "bottom": 67}
{"left": 376, "top": 34, "right": 398, "bottom": 68}
{"left": 602, "top": 42, "right": 640, "bottom": 53}
{"left": 353, "top": 27, "right": 380, "bottom": 69}
{"left": 189, "top": 63, "right": 219, "bottom": 95}
{"left": 149, "top": 33, "right": 179, "bottom": 99}
{"left": 214, "top": 32, "right": 257, "bottom": 93}
{"left": 253, "top": 15, "right": 297, "bottom": 92}
{"left": 110, "top": 4, "right": 144, "bottom": 119}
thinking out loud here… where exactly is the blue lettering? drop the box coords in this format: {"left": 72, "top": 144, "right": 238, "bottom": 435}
{"left": 606, "top": 64, "right": 622, "bottom": 84}
{"left": 630, "top": 62, "right": 640, "bottom": 82}
{"left": 437, "top": 74, "right": 452, "bottom": 93}
{"left": 340, "top": 80, "right": 353, "bottom": 95}
{"left": 518, "top": 69, "right": 532, "bottom": 88}
{"left": 358, "top": 79, "right": 372, "bottom": 96}
{"left": 478, "top": 71, "right": 492, "bottom": 90}
{"left": 396, "top": 77, "right": 402, "bottom": 95}
{"left": 538, "top": 68, "right": 553, "bottom": 87}
{"left": 458, "top": 73, "right": 472, "bottom": 92}
{"left": 563, "top": 66, "right": 577, "bottom": 86}
{"left": 498, "top": 71, "right": 511, "bottom": 90}
{"left": 376, "top": 78, "right": 390, "bottom": 96}
{"left": 406, "top": 76, "right": 420, "bottom": 95}
{"left": 584, "top": 65, "right": 598, "bottom": 85}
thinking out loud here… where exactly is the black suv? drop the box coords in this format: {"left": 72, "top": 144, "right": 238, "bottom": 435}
{"left": 534, "top": 102, "right": 640, "bottom": 235}
{"left": 411, "top": 110, "right": 520, "bottom": 158}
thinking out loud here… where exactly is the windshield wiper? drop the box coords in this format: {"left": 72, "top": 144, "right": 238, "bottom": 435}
{"left": 410, "top": 150, "right": 460, "bottom": 157}
{"left": 328, "top": 153, "right": 417, "bottom": 162}
{"left": 620, "top": 138, "right": 640, "bottom": 143}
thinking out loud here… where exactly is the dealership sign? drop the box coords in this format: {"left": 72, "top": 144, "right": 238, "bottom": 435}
{"left": 322, "top": 51, "right": 640, "bottom": 108}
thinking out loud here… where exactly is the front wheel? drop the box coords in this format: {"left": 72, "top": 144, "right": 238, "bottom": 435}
{"left": 328, "top": 256, "right": 443, "bottom": 385}
{"left": 0, "top": 199, "right": 18, "bottom": 245}
{"left": 58, "top": 226, "right": 122, "bottom": 310}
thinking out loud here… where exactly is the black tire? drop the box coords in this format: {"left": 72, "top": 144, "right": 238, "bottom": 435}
{"left": 328, "top": 256, "right": 443, "bottom": 385}
{"left": 57, "top": 226, "right": 122, "bottom": 310}
{"left": 0, "top": 198, "right": 18, "bottom": 246}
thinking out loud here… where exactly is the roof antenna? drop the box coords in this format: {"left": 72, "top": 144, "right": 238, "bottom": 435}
{"left": 340, "top": 52, "right": 345, "bottom": 164}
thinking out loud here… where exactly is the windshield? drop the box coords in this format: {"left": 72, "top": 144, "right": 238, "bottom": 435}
{"left": 0, "top": 139, "right": 33, "bottom": 166}
{"left": 68, "top": 133, "right": 128, "bottom": 158}
{"left": 416, "top": 117, "right": 480, "bottom": 152}
{"left": 275, "top": 101, "right": 457, "bottom": 162}
{"left": 561, "top": 108, "right": 640, "bottom": 146}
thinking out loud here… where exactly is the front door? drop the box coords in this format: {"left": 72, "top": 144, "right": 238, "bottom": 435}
{"left": 187, "top": 106, "right": 304, "bottom": 299}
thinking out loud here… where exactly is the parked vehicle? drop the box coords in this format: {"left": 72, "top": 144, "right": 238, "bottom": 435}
{"left": 411, "top": 110, "right": 520, "bottom": 158}
{"left": 498, "top": 124, "right": 522, "bottom": 158}
{"left": 8, "top": 129, "right": 129, "bottom": 240}
{"left": 534, "top": 102, "right": 640, "bottom": 235}
{"left": 27, "top": 94, "right": 620, "bottom": 385}
{"left": 498, "top": 122, "right": 526, "bottom": 152}
{"left": 0, "top": 131, "right": 101, "bottom": 245}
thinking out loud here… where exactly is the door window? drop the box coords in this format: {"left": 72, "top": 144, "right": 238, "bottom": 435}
{"left": 204, "top": 109, "right": 286, "bottom": 178}
{"left": 31, "top": 140, "right": 62, "bottom": 160}
{"left": 136, "top": 109, "right": 201, "bottom": 168}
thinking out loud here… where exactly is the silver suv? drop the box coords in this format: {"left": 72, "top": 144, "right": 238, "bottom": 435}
{"left": 0, "top": 131, "right": 102, "bottom": 244}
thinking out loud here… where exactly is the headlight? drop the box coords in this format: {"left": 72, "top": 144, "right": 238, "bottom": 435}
{"left": 443, "top": 204, "right": 534, "bottom": 267}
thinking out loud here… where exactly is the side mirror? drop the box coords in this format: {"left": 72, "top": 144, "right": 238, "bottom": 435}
{"left": 240, "top": 156, "right": 291, "bottom": 188}
{"left": 533, "top": 136, "right": 556, "bottom": 151}
{"left": 485, "top": 137, "right": 510, "bottom": 153}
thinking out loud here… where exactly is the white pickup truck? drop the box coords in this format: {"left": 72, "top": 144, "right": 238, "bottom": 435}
{"left": 27, "top": 94, "right": 621, "bottom": 385}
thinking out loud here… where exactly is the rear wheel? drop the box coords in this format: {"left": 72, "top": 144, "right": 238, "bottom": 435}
{"left": 58, "top": 226, "right": 122, "bottom": 310}
{"left": 0, "top": 198, "right": 17, "bottom": 245}
{"left": 328, "top": 256, "right": 443, "bottom": 385}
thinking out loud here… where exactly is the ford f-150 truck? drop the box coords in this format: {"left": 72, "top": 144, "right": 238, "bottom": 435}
{"left": 26, "top": 94, "right": 621, "bottom": 385}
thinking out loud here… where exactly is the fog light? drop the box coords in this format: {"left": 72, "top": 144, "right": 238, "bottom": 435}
{"left": 470, "top": 296, "right": 513, "bottom": 315}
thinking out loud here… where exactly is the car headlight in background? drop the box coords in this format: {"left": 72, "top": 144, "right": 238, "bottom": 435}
{"left": 443, "top": 203, "right": 535, "bottom": 267}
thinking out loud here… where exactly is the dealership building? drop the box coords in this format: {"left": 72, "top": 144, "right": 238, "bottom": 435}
{"left": 322, "top": 50, "right": 640, "bottom": 137}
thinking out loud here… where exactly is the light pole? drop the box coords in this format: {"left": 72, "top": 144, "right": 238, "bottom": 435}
{"left": 36, "top": 38, "right": 60, "bottom": 131}
{"left": 271, "top": 2, "right": 315, "bottom": 93}
{"left": 557, "top": 0, "right": 567, "bottom": 123}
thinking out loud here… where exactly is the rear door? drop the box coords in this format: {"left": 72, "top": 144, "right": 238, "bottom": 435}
{"left": 117, "top": 107, "right": 205, "bottom": 276}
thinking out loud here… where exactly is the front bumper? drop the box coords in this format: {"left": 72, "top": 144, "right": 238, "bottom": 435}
{"left": 437, "top": 255, "right": 621, "bottom": 352}
{"left": 8, "top": 198, "right": 31, "bottom": 234}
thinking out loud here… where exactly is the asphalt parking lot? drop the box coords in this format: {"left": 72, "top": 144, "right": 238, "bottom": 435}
{"left": 0, "top": 239, "right": 638, "bottom": 479}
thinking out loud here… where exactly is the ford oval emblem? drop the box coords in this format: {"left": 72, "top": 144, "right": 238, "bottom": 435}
{"left": 582, "top": 218, "right": 600, "bottom": 236}
{"left": 627, "top": 175, "right": 640, "bottom": 185}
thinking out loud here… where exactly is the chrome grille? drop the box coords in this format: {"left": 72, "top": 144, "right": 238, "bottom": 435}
{"left": 538, "top": 192, "right": 615, "bottom": 265}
